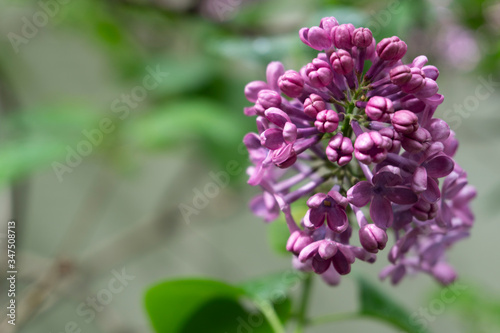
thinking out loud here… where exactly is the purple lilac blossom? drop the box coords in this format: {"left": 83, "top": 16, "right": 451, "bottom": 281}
{"left": 242, "top": 16, "right": 475, "bottom": 286}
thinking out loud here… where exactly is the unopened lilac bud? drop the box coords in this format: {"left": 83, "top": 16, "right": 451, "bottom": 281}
{"left": 401, "top": 127, "right": 432, "bottom": 153}
{"left": 319, "top": 16, "right": 339, "bottom": 35}
{"left": 256, "top": 89, "right": 281, "bottom": 110}
{"left": 331, "top": 23, "right": 355, "bottom": 50}
{"left": 379, "top": 127, "right": 401, "bottom": 153}
{"left": 432, "top": 262, "right": 457, "bottom": 286}
{"left": 412, "top": 55, "right": 428, "bottom": 68}
{"left": 266, "top": 61, "right": 285, "bottom": 92}
{"left": 354, "top": 131, "right": 391, "bottom": 164}
{"left": 299, "top": 26, "right": 332, "bottom": 50}
{"left": 401, "top": 68, "right": 425, "bottom": 94}
{"left": 315, "top": 110, "right": 339, "bottom": 133}
{"left": 359, "top": 224, "right": 388, "bottom": 253}
{"left": 365, "top": 96, "right": 394, "bottom": 121}
{"left": 411, "top": 199, "right": 438, "bottom": 221}
{"left": 422, "top": 65, "right": 439, "bottom": 80}
{"left": 399, "top": 95, "right": 426, "bottom": 113}
{"left": 287, "top": 230, "right": 313, "bottom": 255}
{"left": 330, "top": 50, "right": 354, "bottom": 75}
{"left": 376, "top": 36, "right": 407, "bottom": 61}
{"left": 390, "top": 65, "right": 412, "bottom": 86}
{"left": 326, "top": 133, "right": 353, "bottom": 166}
{"left": 244, "top": 81, "right": 269, "bottom": 102}
{"left": 352, "top": 27, "right": 373, "bottom": 48}
{"left": 283, "top": 122, "right": 298, "bottom": 144}
{"left": 392, "top": 110, "right": 419, "bottom": 134}
{"left": 415, "top": 78, "right": 439, "bottom": 98}
{"left": 304, "top": 94, "right": 326, "bottom": 118}
{"left": 427, "top": 118, "right": 450, "bottom": 142}
{"left": 278, "top": 70, "right": 304, "bottom": 98}
{"left": 305, "top": 58, "right": 334, "bottom": 88}
{"left": 443, "top": 132, "right": 458, "bottom": 157}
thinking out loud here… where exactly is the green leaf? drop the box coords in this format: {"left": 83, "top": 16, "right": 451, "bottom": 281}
{"left": 240, "top": 271, "right": 306, "bottom": 303}
{"left": 126, "top": 98, "right": 252, "bottom": 169}
{"left": 144, "top": 277, "right": 290, "bottom": 333}
{"left": 144, "top": 279, "right": 245, "bottom": 333}
{"left": 0, "top": 139, "right": 65, "bottom": 186}
{"left": 357, "top": 277, "right": 431, "bottom": 333}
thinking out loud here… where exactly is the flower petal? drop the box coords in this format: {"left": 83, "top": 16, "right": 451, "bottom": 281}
{"left": 347, "top": 181, "right": 372, "bottom": 207}
{"left": 303, "top": 208, "right": 325, "bottom": 229}
{"left": 326, "top": 207, "right": 348, "bottom": 233}
{"left": 261, "top": 128, "right": 284, "bottom": 150}
{"left": 385, "top": 186, "right": 418, "bottom": 205}
{"left": 298, "top": 241, "right": 320, "bottom": 262}
{"left": 425, "top": 154, "right": 454, "bottom": 178}
{"left": 312, "top": 254, "right": 331, "bottom": 274}
{"left": 370, "top": 195, "right": 393, "bottom": 229}
{"left": 421, "top": 177, "right": 441, "bottom": 203}
{"left": 412, "top": 166, "right": 428, "bottom": 193}
{"left": 265, "top": 107, "right": 290, "bottom": 127}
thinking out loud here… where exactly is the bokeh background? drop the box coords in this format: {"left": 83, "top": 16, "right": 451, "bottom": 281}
{"left": 0, "top": 0, "right": 499, "bottom": 332}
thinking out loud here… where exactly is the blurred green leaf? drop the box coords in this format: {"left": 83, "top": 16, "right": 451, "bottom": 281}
{"left": 240, "top": 270, "right": 305, "bottom": 303}
{"left": 126, "top": 98, "right": 251, "bottom": 169}
{"left": 145, "top": 277, "right": 291, "bottom": 333}
{"left": 144, "top": 279, "right": 245, "bottom": 333}
{"left": 0, "top": 139, "right": 64, "bottom": 186}
{"left": 357, "top": 277, "right": 431, "bottom": 333}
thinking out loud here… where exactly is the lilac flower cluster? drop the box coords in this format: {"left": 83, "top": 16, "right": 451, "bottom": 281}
{"left": 243, "top": 17, "right": 475, "bottom": 286}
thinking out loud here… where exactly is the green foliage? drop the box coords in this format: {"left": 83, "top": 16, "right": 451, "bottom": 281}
{"left": 357, "top": 277, "right": 431, "bottom": 333}
{"left": 144, "top": 275, "right": 296, "bottom": 333}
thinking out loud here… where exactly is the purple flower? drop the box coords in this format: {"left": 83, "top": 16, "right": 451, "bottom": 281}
{"left": 243, "top": 16, "right": 475, "bottom": 287}
{"left": 299, "top": 26, "right": 332, "bottom": 51}
{"left": 314, "top": 110, "right": 339, "bottom": 133}
{"left": 331, "top": 24, "right": 355, "bottom": 50}
{"left": 303, "top": 191, "right": 349, "bottom": 233}
{"left": 330, "top": 50, "right": 354, "bottom": 75}
{"left": 304, "top": 94, "right": 326, "bottom": 118}
{"left": 347, "top": 166, "right": 418, "bottom": 228}
{"left": 305, "top": 58, "right": 334, "bottom": 88}
{"left": 392, "top": 110, "right": 419, "bottom": 135}
{"left": 359, "top": 224, "right": 388, "bottom": 253}
{"left": 278, "top": 70, "right": 304, "bottom": 98}
{"left": 365, "top": 96, "right": 394, "bottom": 122}
{"left": 354, "top": 131, "right": 392, "bottom": 164}
{"left": 352, "top": 27, "right": 373, "bottom": 48}
{"left": 376, "top": 36, "right": 407, "bottom": 61}
{"left": 326, "top": 133, "right": 353, "bottom": 166}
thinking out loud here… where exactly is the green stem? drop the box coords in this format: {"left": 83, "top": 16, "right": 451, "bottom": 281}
{"left": 308, "top": 311, "right": 363, "bottom": 326}
{"left": 255, "top": 300, "right": 286, "bottom": 333}
{"left": 294, "top": 274, "right": 313, "bottom": 333}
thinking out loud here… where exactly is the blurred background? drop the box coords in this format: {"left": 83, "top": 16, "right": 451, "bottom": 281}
{"left": 0, "top": 0, "right": 499, "bottom": 332}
